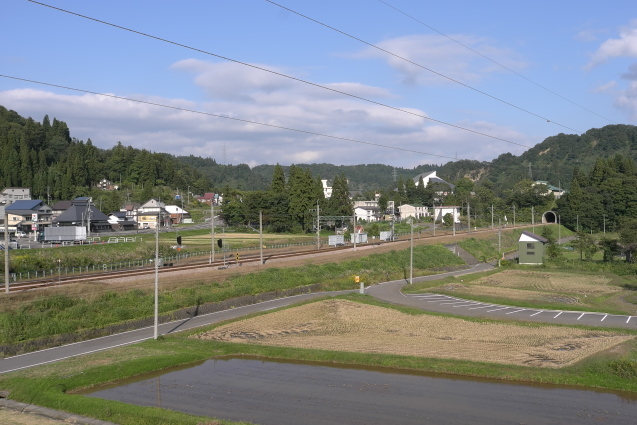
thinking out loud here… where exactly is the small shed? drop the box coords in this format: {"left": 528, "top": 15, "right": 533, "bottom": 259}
{"left": 518, "top": 231, "right": 548, "bottom": 265}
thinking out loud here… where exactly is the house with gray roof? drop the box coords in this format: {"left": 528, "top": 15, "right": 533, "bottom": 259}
{"left": 5, "top": 200, "right": 52, "bottom": 237}
{"left": 53, "top": 197, "right": 111, "bottom": 233}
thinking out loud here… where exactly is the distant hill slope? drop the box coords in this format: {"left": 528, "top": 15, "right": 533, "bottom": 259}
{"left": 3, "top": 105, "right": 635, "bottom": 195}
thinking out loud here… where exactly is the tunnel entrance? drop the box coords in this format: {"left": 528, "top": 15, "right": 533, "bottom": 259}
{"left": 542, "top": 211, "right": 557, "bottom": 224}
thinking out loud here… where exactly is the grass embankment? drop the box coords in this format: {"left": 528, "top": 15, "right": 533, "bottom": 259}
{"left": 0, "top": 244, "right": 464, "bottom": 347}
{"left": 1, "top": 295, "right": 636, "bottom": 425}
{"left": 4, "top": 241, "right": 175, "bottom": 274}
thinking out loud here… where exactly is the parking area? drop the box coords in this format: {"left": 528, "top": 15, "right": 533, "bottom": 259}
{"left": 405, "top": 293, "right": 636, "bottom": 329}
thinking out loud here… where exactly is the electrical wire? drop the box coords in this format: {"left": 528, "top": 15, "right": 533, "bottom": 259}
{"left": 377, "top": 0, "right": 617, "bottom": 126}
{"left": 23, "top": 0, "right": 533, "bottom": 151}
{"left": 0, "top": 74, "right": 460, "bottom": 161}
{"left": 264, "top": 0, "right": 582, "bottom": 134}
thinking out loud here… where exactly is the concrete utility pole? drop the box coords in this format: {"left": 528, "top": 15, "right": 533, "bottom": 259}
{"left": 432, "top": 200, "right": 436, "bottom": 237}
{"left": 491, "top": 204, "right": 494, "bottom": 229}
{"left": 316, "top": 201, "right": 320, "bottom": 250}
{"left": 353, "top": 215, "right": 357, "bottom": 250}
{"left": 498, "top": 228, "right": 502, "bottom": 268}
{"left": 153, "top": 216, "right": 159, "bottom": 340}
{"left": 4, "top": 213, "right": 9, "bottom": 293}
{"left": 210, "top": 202, "right": 215, "bottom": 265}
{"left": 513, "top": 204, "right": 516, "bottom": 227}
{"left": 259, "top": 210, "right": 263, "bottom": 265}
{"left": 410, "top": 218, "right": 414, "bottom": 285}
{"left": 467, "top": 202, "right": 471, "bottom": 233}
{"left": 532, "top": 206, "right": 535, "bottom": 233}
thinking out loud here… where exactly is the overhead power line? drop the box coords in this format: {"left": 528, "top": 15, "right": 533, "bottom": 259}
{"left": 265, "top": 0, "right": 581, "bottom": 134}
{"left": 0, "top": 74, "right": 460, "bottom": 161}
{"left": 377, "top": 0, "right": 617, "bottom": 126}
{"left": 24, "top": 0, "right": 532, "bottom": 150}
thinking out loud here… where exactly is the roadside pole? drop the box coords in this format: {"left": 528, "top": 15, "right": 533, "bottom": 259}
{"left": 210, "top": 202, "right": 215, "bottom": 264}
{"left": 259, "top": 210, "right": 263, "bottom": 265}
{"left": 154, "top": 217, "right": 159, "bottom": 340}
{"left": 410, "top": 218, "right": 414, "bottom": 285}
{"left": 4, "top": 213, "right": 8, "bottom": 293}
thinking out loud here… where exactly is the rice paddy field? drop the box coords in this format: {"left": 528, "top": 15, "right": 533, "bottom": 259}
{"left": 193, "top": 299, "right": 633, "bottom": 368}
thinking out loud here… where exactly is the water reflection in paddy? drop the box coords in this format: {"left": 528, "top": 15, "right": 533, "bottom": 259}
{"left": 83, "top": 358, "right": 637, "bottom": 425}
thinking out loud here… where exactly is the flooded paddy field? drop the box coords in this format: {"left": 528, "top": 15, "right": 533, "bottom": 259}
{"left": 83, "top": 358, "right": 637, "bottom": 425}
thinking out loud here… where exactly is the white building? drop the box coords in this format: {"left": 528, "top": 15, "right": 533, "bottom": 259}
{"left": 398, "top": 204, "right": 428, "bottom": 220}
{"left": 321, "top": 180, "right": 333, "bottom": 198}
{"left": 354, "top": 206, "right": 380, "bottom": 222}
{"left": 432, "top": 206, "right": 461, "bottom": 223}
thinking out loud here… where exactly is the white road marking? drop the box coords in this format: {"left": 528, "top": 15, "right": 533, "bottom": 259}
{"left": 554, "top": 312, "right": 562, "bottom": 318}
{"left": 505, "top": 309, "right": 525, "bottom": 315}
{"left": 577, "top": 313, "right": 585, "bottom": 320}
{"left": 453, "top": 303, "right": 481, "bottom": 308}
{"left": 486, "top": 307, "right": 510, "bottom": 312}
{"left": 627, "top": 316, "right": 632, "bottom": 324}
{"left": 468, "top": 305, "right": 492, "bottom": 310}
{"left": 529, "top": 311, "right": 543, "bottom": 317}
{"left": 440, "top": 301, "right": 473, "bottom": 305}
{"left": 601, "top": 315, "right": 608, "bottom": 321}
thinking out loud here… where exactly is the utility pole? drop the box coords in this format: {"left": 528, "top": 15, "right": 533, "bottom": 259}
{"left": 153, "top": 216, "right": 159, "bottom": 340}
{"left": 467, "top": 202, "right": 471, "bottom": 233}
{"left": 209, "top": 202, "right": 215, "bottom": 264}
{"left": 513, "top": 205, "right": 516, "bottom": 227}
{"left": 4, "top": 213, "right": 9, "bottom": 293}
{"left": 432, "top": 200, "right": 436, "bottom": 237}
{"left": 558, "top": 215, "right": 561, "bottom": 244}
{"left": 316, "top": 200, "right": 320, "bottom": 250}
{"left": 532, "top": 206, "right": 535, "bottom": 233}
{"left": 353, "top": 214, "right": 357, "bottom": 250}
{"left": 577, "top": 215, "right": 579, "bottom": 233}
{"left": 498, "top": 228, "right": 502, "bottom": 268}
{"left": 603, "top": 215, "right": 606, "bottom": 234}
{"left": 410, "top": 218, "right": 413, "bottom": 285}
{"left": 259, "top": 210, "right": 263, "bottom": 265}
{"left": 491, "top": 204, "right": 494, "bottom": 229}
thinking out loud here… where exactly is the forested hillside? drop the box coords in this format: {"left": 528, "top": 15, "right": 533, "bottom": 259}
{"left": 2, "top": 105, "right": 637, "bottom": 206}
{"left": 0, "top": 106, "right": 209, "bottom": 206}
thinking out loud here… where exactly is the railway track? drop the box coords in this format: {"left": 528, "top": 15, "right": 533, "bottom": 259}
{"left": 6, "top": 244, "right": 356, "bottom": 292}
{"left": 6, "top": 224, "right": 529, "bottom": 293}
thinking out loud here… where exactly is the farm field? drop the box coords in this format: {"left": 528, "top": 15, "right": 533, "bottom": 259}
{"left": 405, "top": 269, "right": 637, "bottom": 315}
{"left": 194, "top": 299, "right": 633, "bottom": 368}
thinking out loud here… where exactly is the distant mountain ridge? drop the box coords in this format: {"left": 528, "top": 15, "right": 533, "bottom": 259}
{"left": 2, "top": 105, "right": 635, "bottom": 195}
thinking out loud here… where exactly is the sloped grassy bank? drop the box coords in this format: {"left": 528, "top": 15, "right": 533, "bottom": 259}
{"left": 0, "top": 244, "right": 464, "bottom": 354}
{"left": 1, "top": 295, "right": 636, "bottom": 425}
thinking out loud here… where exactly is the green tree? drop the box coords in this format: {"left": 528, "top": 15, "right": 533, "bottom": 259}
{"left": 571, "top": 232, "right": 597, "bottom": 261}
{"left": 541, "top": 226, "right": 561, "bottom": 260}
{"left": 271, "top": 163, "right": 286, "bottom": 193}
{"left": 619, "top": 218, "right": 637, "bottom": 263}
{"left": 598, "top": 237, "right": 621, "bottom": 262}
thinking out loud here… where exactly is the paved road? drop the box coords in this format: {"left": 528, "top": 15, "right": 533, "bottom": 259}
{"left": 3, "top": 261, "right": 636, "bottom": 375}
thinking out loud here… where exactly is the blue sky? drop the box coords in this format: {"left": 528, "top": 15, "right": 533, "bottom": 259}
{"left": 2, "top": 0, "right": 636, "bottom": 169}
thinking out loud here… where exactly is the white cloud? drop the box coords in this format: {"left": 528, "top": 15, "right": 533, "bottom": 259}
{"left": 593, "top": 80, "right": 617, "bottom": 93}
{"left": 0, "top": 59, "right": 529, "bottom": 168}
{"left": 586, "top": 20, "right": 637, "bottom": 69}
{"left": 615, "top": 81, "right": 637, "bottom": 120}
{"left": 355, "top": 34, "right": 527, "bottom": 86}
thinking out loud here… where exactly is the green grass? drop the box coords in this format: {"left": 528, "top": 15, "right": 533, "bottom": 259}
{"left": 1, "top": 296, "right": 636, "bottom": 424}
{"left": 0, "top": 244, "right": 464, "bottom": 346}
